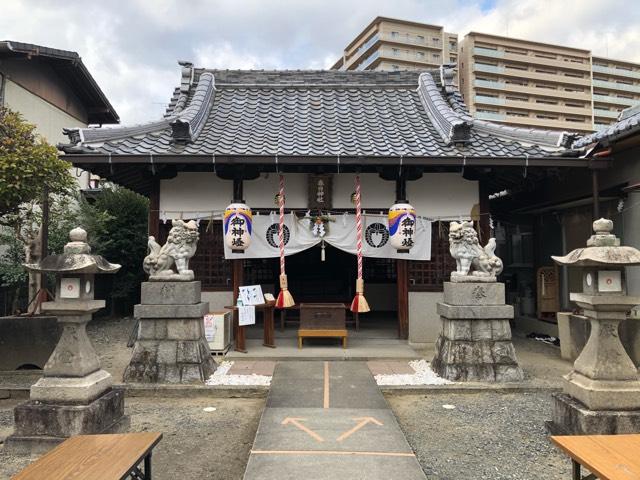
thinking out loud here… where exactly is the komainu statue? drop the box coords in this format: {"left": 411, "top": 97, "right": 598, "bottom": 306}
{"left": 143, "top": 219, "right": 199, "bottom": 281}
{"left": 448, "top": 221, "right": 503, "bottom": 281}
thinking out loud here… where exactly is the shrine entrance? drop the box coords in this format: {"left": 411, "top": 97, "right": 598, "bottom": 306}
{"left": 243, "top": 244, "right": 400, "bottom": 340}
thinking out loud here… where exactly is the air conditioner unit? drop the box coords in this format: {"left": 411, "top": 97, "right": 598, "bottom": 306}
{"left": 203, "top": 310, "right": 232, "bottom": 353}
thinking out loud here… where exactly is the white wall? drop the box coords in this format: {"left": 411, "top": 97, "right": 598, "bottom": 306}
{"left": 160, "top": 171, "right": 478, "bottom": 218}
{"left": 4, "top": 79, "right": 84, "bottom": 145}
{"left": 4, "top": 79, "right": 92, "bottom": 188}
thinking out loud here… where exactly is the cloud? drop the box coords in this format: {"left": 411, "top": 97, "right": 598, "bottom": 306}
{"left": 1, "top": 0, "right": 638, "bottom": 124}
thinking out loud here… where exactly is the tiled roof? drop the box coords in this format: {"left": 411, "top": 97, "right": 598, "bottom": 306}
{"left": 59, "top": 65, "right": 579, "bottom": 158}
{"left": 572, "top": 104, "right": 640, "bottom": 148}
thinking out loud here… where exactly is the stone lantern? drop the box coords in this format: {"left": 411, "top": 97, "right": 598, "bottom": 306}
{"left": 550, "top": 218, "right": 640, "bottom": 434}
{"left": 6, "top": 227, "right": 124, "bottom": 453}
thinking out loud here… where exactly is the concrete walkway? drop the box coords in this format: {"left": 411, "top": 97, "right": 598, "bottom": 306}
{"left": 243, "top": 361, "right": 426, "bottom": 480}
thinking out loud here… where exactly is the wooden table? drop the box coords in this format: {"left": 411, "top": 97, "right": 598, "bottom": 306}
{"left": 12, "top": 432, "right": 162, "bottom": 480}
{"left": 279, "top": 303, "right": 360, "bottom": 331}
{"left": 225, "top": 302, "right": 276, "bottom": 353}
{"left": 551, "top": 434, "right": 640, "bottom": 479}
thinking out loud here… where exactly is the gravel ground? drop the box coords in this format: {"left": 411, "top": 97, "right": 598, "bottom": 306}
{"left": 0, "top": 396, "right": 264, "bottom": 479}
{"left": 387, "top": 392, "right": 572, "bottom": 480}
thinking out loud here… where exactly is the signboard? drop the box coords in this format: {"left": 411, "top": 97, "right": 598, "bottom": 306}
{"left": 60, "top": 277, "right": 81, "bottom": 299}
{"left": 239, "top": 285, "right": 265, "bottom": 306}
{"left": 203, "top": 314, "right": 217, "bottom": 342}
{"left": 598, "top": 270, "right": 622, "bottom": 293}
{"left": 238, "top": 306, "right": 256, "bottom": 326}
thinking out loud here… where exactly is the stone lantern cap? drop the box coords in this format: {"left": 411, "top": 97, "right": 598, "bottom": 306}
{"left": 552, "top": 218, "right": 640, "bottom": 267}
{"left": 23, "top": 227, "right": 121, "bottom": 274}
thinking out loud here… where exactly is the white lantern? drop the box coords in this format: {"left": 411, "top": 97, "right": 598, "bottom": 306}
{"left": 223, "top": 202, "right": 252, "bottom": 252}
{"left": 388, "top": 202, "right": 416, "bottom": 252}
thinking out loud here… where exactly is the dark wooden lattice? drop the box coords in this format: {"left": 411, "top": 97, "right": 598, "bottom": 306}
{"left": 159, "top": 220, "right": 231, "bottom": 291}
{"left": 408, "top": 221, "right": 455, "bottom": 292}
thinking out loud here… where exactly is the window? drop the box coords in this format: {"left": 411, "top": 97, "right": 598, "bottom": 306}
{"left": 391, "top": 31, "right": 399, "bottom": 38}
{"left": 536, "top": 114, "right": 558, "bottom": 120}
{"left": 536, "top": 99, "right": 558, "bottom": 105}
{"left": 617, "top": 79, "right": 633, "bottom": 85}
{"left": 477, "top": 108, "right": 499, "bottom": 113}
{"left": 392, "top": 64, "right": 400, "bottom": 71}
{"left": 432, "top": 37, "right": 440, "bottom": 43}
{"left": 450, "top": 56, "right": 456, "bottom": 63}
{"left": 565, "top": 117, "right": 585, "bottom": 123}
{"left": 433, "top": 53, "right": 440, "bottom": 60}
{"left": 505, "top": 48, "right": 526, "bottom": 55}
{"left": 392, "top": 48, "right": 400, "bottom": 57}
{"left": 565, "top": 72, "right": 584, "bottom": 78}
{"left": 506, "top": 79, "right": 527, "bottom": 85}
{"left": 416, "top": 35, "right": 425, "bottom": 43}
{"left": 506, "top": 95, "right": 527, "bottom": 101}
{"left": 534, "top": 52, "right": 556, "bottom": 59}
{"left": 535, "top": 68, "right": 555, "bottom": 74}
{"left": 505, "top": 64, "right": 527, "bottom": 71}
{"left": 616, "top": 66, "right": 632, "bottom": 71}
{"left": 565, "top": 87, "right": 584, "bottom": 92}
{"left": 565, "top": 102, "right": 585, "bottom": 108}
{"left": 535, "top": 84, "right": 557, "bottom": 90}
{"left": 416, "top": 51, "right": 425, "bottom": 59}
{"left": 507, "top": 110, "right": 528, "bottom": 117}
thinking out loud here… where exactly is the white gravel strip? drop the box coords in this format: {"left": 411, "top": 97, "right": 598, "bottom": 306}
{"left": 374, "top": 359, "right": 452, "bottom": 385}
{"left": 206, "top": 361, "right": 272, "bottom": 386}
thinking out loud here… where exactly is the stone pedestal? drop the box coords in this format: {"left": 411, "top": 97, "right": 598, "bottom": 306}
{"left": 5, "top": 308, "right": 126, "bottom": 453}
{"left": 432, "top": 281, "right": 523, "bottom": 382}
{"left": 124, "top": 281, "right": 216, "bottom": 383}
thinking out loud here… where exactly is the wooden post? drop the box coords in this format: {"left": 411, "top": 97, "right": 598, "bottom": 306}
{"left": 232, "top": 259, "right": 246, "bottom": 352}
{"left": 148, "top": 177, "right": 160, "bottom": 238}
{"left": 478, "top": 180, "right": 490, "bottom": 244}
{"left": 397, "top": 259, "right": 409, "bottom": 340}
{"left": 592, "top": 170, "right": 600, "bottom": 220}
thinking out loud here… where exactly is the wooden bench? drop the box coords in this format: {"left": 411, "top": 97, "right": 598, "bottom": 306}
{"left": 551, "top": 434, "right": 640, "bottom": 480}
{"left": 12, "top": 432, "right": 162, "bottom": 480}
{"left": 298, "top": 303, "right": 348, "bottom": 349}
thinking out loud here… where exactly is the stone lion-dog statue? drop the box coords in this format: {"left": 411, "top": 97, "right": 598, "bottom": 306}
{"left": 143, "top": 219, "right": 199, "bottom": 281}
{"left": 448, "top": 221, "right": 503, "bottom": 280}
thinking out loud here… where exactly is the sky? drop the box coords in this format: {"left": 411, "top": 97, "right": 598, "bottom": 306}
{"left": 1, "top": 0, "right": 639, "bottom": 124}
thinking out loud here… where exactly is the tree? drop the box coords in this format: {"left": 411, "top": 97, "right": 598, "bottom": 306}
{"left": 78, "top": 185, "right": 149, "bottom": 315}
{"left": 0, "top": 106, "right": 73, "bottom": 217}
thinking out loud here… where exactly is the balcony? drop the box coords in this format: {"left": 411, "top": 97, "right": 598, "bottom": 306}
{"left": 593, "top": 108, "right": 620, "bottom": 119}
{"left": 474, "top": 63, "right": 503, "bottom": 74}
{"left": 474, "top": 79, "right": 504, "bottom": 89}
{"left": 592, "top": 64, "right": 640, "bottom": 80}
{"left": 592, "top": 94, "right": 639, "bottom": 107}
{"left": 473, "top": 63, "right": 591, "bottom": 86}
{"left": 475, "top": 111, "right": 506, "bottom": 121}
{"left": 593, "top": 79, "right": 640, "bottom": 94}
{"left": 474, "top": 95, "right": 505, "bottom": 105}
{"left": 474, "top": 47, "right": 503, "bottom": 58}
{"left": 381, "top": 32, "right": 442, "bottom": 49}
{"left": 355, "top": 50, "right": 380, "bottom": 71}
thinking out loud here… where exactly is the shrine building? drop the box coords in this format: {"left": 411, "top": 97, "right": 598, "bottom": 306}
{"left": 59, "top": 64, "right": 606, "bottom": 347}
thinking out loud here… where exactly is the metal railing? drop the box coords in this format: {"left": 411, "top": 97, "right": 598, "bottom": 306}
{"left": 592, "top": 64, "right": 640, "bottom": 80}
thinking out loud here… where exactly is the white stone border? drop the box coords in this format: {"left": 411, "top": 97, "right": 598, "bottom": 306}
{"left": 206, "top": 361, "right": 272, "bottom": 386}
{"left": 374, "top": 359, "right": 452, "bottom": 386}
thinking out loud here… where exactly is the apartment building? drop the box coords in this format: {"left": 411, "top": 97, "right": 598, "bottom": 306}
{"left": 331, "top": 17, "right": 458, "bottom": 72}
{"left": 332, "top": 18, "right": 640, "bottom": 132}
{"left": 458, "top": 32, "right": 640, "bottom": 132}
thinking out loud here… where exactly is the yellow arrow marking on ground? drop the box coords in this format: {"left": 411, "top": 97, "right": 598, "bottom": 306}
{"left": 281, "top": 417, "right": 325, "bottom": 442}
{"left": 336, "top": 417, "right": 383, "bottom": 442}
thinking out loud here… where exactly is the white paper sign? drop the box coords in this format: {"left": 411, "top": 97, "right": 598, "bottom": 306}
{"left": 238, "top": 306, "right": 256, "bottom": 326}
{"left": 60, "top": 277, "right": 81, "bottom": 299}
{"left": 239, "top": 285, "right": 265, "bottom": 306}
{"left": 598, "top": 270, "right": 622, "bottom": 292}
{"left": 203, "top": 314, "right": 217, "bottom": 342}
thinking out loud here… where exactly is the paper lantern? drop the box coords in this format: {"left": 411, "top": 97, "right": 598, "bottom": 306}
{"left": 388, "top": 202, "right": 416, "bottom": 252}
{"left": 223, "top": 202, "right": 252, "bottom": 252}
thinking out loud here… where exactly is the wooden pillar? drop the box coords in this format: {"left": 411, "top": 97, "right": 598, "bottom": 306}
{"left": 148, "top": 177, "right": 160, "bottom": 238}
{"left": 397, "top": 259, "right": 409, "bottom": 340}
{"left": 478, "top": 180, "right": 490, "bottom": 244}
{"left": 40, "top": 186, "right": 49, "bottom": 292}
{"left": 592, "top": 170, "right": 600, "bottom": 220}
{"left": 232, "top": 257, "right": 246, "bottom": 352}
